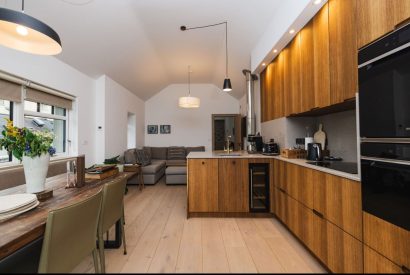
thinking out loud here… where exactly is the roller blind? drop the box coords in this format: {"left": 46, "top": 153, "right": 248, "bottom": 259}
{"left": 0, "top": 79, "right": 22, "bottom": 102}
{"left": 26, "top": 87, "right": 72, "bottom": 110}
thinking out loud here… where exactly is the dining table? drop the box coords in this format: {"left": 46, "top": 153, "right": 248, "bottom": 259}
{"left": 0, "top": 171, "right": 137, "bottom": 273}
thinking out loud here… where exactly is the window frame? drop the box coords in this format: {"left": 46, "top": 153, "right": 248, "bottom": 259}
{"left": 0, "top": 100, "right": 13, "bottom": 163}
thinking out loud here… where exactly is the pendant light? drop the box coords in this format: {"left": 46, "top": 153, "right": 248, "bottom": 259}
{"left": 180, "top": 21, "right": 232, "bottom": 92}
{"left": 0, "top": 0, "right": 62, "bottom": 55}
{"left": 179, "top": 66, "right": 200, "bottom": 108}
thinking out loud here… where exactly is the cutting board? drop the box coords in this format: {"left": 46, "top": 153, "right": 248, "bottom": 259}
{"left": 313, "top": 124, "right": 326, "bottom": 150}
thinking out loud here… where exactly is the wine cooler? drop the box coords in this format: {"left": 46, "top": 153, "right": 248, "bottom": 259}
{"left": 249, "top": 163, "right": 270, "bottom": 212}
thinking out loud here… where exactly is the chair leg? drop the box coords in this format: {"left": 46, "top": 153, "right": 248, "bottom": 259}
{"left": 121, "top": 215, "right": 127, "bottom": 255}
{"left": 92, "top": 248, "right": 100, "bottom": 274}
{"left": 98, "top": 233, "right": 106, "bottom": 273}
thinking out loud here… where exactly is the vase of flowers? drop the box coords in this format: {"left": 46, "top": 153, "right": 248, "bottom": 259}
{"left": 0, "top": 119, "right": 56, "bottom": 193}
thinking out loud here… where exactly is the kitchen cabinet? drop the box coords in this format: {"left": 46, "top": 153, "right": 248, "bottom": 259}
{"left": 364, "top": 245, "right": 404, "bottom": 274}
{"left": 313, "top": 2, "right": 331, "bottom": 109}
{"left": 300, "top": 20, "right": 315, "bottom": 113}
{"left": 218, "top": 159, "right": 249, "bottom": 212}
{"left": 273, "top": 52, "right": 284, "bottom": 119}
{"left": 313, "top": 171, "right": 362, "bottom": 240}
{"left": 357, "top": 0, "right": 410, "bottom": 49}
{"left": 285, "top": 33, "right": 302, "bottom": 116}
{"left": 274, "top": 187, "right": 289, "bottom": 225}
{"left": 329, "top": 0, "right": 358, "bottom": 104}
{"left": 286, "top": 163, "right": 313, "bottom": 209}
{"left": 188, "top": 159, "right": 219, "bottom": 212}
{"left": 265, "top": 63, "right": 274, "bottom": 121}
{"left": 363, "top": 212, "right": 410, "bottom": 270}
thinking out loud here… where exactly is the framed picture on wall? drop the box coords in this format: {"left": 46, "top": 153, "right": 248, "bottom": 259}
{"left": 160, "top": 125, "right": 171, "bottom": 134}
{"left": 147, "top": 125, "right": 158, "bottom": 134}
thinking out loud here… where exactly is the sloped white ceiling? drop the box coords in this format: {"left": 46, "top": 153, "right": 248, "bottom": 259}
{"left": 0, "top": 0, "right": 281, "bottom": 100}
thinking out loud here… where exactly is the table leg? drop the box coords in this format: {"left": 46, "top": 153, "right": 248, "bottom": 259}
{"left": 103, "top": 220, "right": 122, "bottom": 249}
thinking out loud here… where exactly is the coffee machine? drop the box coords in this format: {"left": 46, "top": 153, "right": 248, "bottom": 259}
{"left": 247, "top": 135, "right": 263, "bottom": 154}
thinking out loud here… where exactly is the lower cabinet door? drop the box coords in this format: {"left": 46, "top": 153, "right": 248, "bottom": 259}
{"left": 364, "top": 245, "right": 404, "bottom": 274}
{"left": 274, "top": 187, "right": 288, "bottom": 224}
{"left": 326, "top": 220, "right": 363, "bottom": 273}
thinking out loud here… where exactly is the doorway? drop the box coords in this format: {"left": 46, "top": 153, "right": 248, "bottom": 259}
{"left": 212, "top": 114, "right": 242, "bottom": 151}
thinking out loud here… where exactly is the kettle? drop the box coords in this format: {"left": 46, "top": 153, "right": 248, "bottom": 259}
{"left": 307, "top": 143, "right": 323, "bottom": 161}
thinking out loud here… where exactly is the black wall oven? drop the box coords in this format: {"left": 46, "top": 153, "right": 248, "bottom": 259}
{"left": 359, "top": 24, "right": 410, "bottom": 232}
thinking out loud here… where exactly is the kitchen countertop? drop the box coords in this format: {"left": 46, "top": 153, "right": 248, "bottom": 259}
{"left": 187, "top": 151, "right": 360, "bottom": 182}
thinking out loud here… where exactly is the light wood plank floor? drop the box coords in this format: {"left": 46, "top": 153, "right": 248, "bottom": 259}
{"left": 73, "top": 178, "right": 326, "bottom": 273}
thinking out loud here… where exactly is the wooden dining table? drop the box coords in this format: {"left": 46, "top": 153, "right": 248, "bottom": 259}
{"left": 0, "top": 171, "right": 136, "bottom": 273}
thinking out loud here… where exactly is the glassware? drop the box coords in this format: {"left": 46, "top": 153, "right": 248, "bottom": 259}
{"left": 66, "top": 159, "right": 77, "bottom": 188}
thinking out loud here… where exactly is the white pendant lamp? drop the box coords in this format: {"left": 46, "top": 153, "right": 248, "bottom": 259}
{"left": 0, "top": 0, "right": 62, "bottom": 55}
{"left": 179, "top": 66, "right": 200, "bottom": 108}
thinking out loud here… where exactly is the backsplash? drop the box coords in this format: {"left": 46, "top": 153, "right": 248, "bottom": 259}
{"left": 261, "top": 110, "right": 358, "bottom": 162}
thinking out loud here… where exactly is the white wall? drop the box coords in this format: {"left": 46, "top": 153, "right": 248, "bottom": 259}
{"left": 0, "top": 47, "right": 96, "bottom": 166}
{"left": 95, "top": 75, "right": 145, "bottom": 163}
{"left": 145, "top": 84, "right": 240, "bottom": 151}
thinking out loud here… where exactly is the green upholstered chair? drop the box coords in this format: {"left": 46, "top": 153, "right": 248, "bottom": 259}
{"left": 97, "top": 177, "right": 127, "bottom": 273}
{"left": 38, "top": 190, "right": 103, "bottom": 273}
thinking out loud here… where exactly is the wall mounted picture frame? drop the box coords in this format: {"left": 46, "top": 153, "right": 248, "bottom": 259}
{"left": 147, "top": 125, "right": 158, "bottom": 134}
{"left": 160, "top": 125, "right": 171, "bottom": 134}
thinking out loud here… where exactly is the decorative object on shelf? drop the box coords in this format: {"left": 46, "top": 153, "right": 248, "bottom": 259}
{"left": 180, "top": 21, "right": 232, "bottom": 92}
{"left": 147, "top": 125, "right": 158, "bottom": 134}
{"left": 178, "top": 65, "right": 200, "bottom": 108}
{"left": 66, "top": 159, "right": 77, "bottom": 188}
{"left": 0, "top": 119, "right": 55, "bottom": 193}
{"left": 85, "top": 164, "right": 119, "bottom": 180}
{"left": 0, "top": 0, "right": 62, "bottom": 55}
{"left": 281, "top": 148, "right": 307, "bottom": 159}
{"left": 160, "top": 125, "right": 171, "bottom": 134}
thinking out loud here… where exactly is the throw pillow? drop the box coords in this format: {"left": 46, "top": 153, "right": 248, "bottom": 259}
{"left": 185, "top": 146, "right": 205, "bottom": 156}
{"left": 167, "top": 146, "right": 186, "bottom": 160}
{"left": 136, "top": 149, "right": 151, "bottom": 166}
{"left": 124, "top": 149, "right": 137, "bottom": 164}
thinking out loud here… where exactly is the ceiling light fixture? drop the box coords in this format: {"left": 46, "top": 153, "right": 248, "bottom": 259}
{"left": 289, "top": 29, "right": 295, "bottom": 34}
{"left": 0, "top": 0, "right": 62, "bottom": 55}
{"left": 262, "top": 63, "right": 266, "bottom": 67}
{"left": 273, "top": 49, "right": 278, "bottom": 53}
{"left": 179, "top": 65, "right": 200, "bottom": 109}
{"left": 180, "top": 21, "right": 232, "bottom": 92}
{"left": 313, "top": 0, "right": 323, "bottom": 5}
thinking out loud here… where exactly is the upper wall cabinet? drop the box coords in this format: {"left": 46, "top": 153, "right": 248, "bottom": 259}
{"left": 329, "top": 0, "right": 358, "bottom": 104}
{"left": 284, "top": 33, "right": 302, "bottom": 116}
{"left": 357, "top": 0, "right": 410, "bottom": 49}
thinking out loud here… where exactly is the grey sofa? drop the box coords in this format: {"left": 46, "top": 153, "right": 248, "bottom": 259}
{"left": 122, "top": 146, "right": 204, "bottom": 185}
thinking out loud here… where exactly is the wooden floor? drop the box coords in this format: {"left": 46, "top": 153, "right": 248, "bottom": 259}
{"left": 73, "top": 178, "right": 326, "bottom": 273}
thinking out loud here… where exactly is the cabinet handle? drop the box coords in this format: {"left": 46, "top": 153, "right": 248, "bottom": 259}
{"left": 312, "top": 209, "right": 324, "bottom": 219}
{"left": 402, "top": 265, "right": 410, "bottom": 274}
{"left": 202, "top": 161, "right": 205, "bottom": 165}
{"left": 232, "top": 160, "right": 236, "bottom": 165}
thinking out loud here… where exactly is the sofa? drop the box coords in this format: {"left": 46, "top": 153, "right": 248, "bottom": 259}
{"left": 121, "top": 146, "right": 205, "bottom": 185}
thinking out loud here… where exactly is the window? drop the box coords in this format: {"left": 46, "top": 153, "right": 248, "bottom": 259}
{"left": 24, "top": 100, "right": 67, "bottom": 155}
{"left": 0, "top": 100, "right": 12, "bottom": 163}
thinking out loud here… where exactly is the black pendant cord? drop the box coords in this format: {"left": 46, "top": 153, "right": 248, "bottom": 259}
{"left": 21, "top": 0, "right": 24, "bottom": 12}
{"left": 181, "top": 21, "right": 226, "bottom": 31}
{"left": 225, "top": 22, "right": 228, "bottom": 78}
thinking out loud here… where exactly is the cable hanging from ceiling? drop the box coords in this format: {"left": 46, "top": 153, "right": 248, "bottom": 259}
{"left": 180, "top": 21, "right": 232, "bottom": 92}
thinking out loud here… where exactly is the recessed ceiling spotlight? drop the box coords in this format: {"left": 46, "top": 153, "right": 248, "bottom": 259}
{"left": 313, "top": 0, "right": 322, "bottom": 5}
{"left": 289, "top": 29, "right": 295, "bottom": 34}
{"left": 273, "top": 49, "right": 278, "bottom": 53}
{"left": 262, "top": 63, "right": 266, "bottom": 67}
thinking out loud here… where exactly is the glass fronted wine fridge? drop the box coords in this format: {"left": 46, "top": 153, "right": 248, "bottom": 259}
{"left": 249, "top": 163, "right": 270, "bottom": 212}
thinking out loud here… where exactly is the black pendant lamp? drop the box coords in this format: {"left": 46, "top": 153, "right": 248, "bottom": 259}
{"left": 0, "top": 0, "right": 62, "bottom": 55}
{"left": 180, "top": 21, "right": 232, "bottom": 92}
{"left": 222, "top": 21, "right": 232, "bottom": 92}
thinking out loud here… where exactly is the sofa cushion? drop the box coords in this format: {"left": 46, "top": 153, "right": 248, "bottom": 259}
{"left": 151, "top": 147, "right": 167, "bottom": 160}
{"left": 167, "top": 146, "right": 186, "bottom": 160}
{"left": 185, "top": 146, "right": 205, "bottom": 156}
{"left": 143, "top": 146, "right": 152, "bottom": 159}
{"left": 141, "top": 162, "right": 164, "bottom": 174}
{"left": 166, "top": 166, "right": 187, "bottom": 175}
{"left": 136, "top": 149, "right": 151, "bottom": 166}
{"left": 124, "top": 149, "right": 137, "bottom": 164}
{"left": 166, "top": 159, "right": 187, "bottom": 167}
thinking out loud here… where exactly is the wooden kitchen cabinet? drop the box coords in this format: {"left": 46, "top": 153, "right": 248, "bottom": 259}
{"left": 274, "top": 187, "right": 289, "bottom": 225}
{"left": 260, "top": 70, "right": 267, "bottom": 123}
{"left": 394, "top": 1, "right": 410, "bottom": 28}
{"left": 218, "top": 158, "right": 249, "bottom": 212}
{"left": 300, "top": 20, "right": 315, "bottom": 113}
{"left": 272, "top": 53, "right": 285, "bottom": 119}
{"left": 286, "top": 163, "right": 313, "bottom": 209}
{"left": 364, "top": 245, "right": 404, "bottom": 274}
{"left": 329, "top": 0, "right": 358, "bottom": 104}
{"left": 313, "top": 172, "right": 362, "bottom": 240}
{"left": 313, "top": 2, "right": 331, "bottom": 109}
{"left": 363, "top": 212, "right": 410, "bottom": 269}
{"left": 188, "top": 159, "right": 219, "bottom": 212}
{"left": 265, "top": 63, "right": 274, "bottom": 121}
{"left": 284, "top": 35, "right": 301, "bottom": 116}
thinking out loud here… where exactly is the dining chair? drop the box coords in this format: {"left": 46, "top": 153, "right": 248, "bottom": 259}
{"left": 38, "top": 190, "right": 103, "bottom": 273}
{"left": 98, "top": 177, "right": 127, "bottom": 273}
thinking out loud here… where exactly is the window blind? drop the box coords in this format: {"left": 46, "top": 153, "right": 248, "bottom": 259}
{"left": 0, "top": 79, "right": 22, "bottom": 102}
{"left": 26, "top": 87, "right": 72, "bottom": 110}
